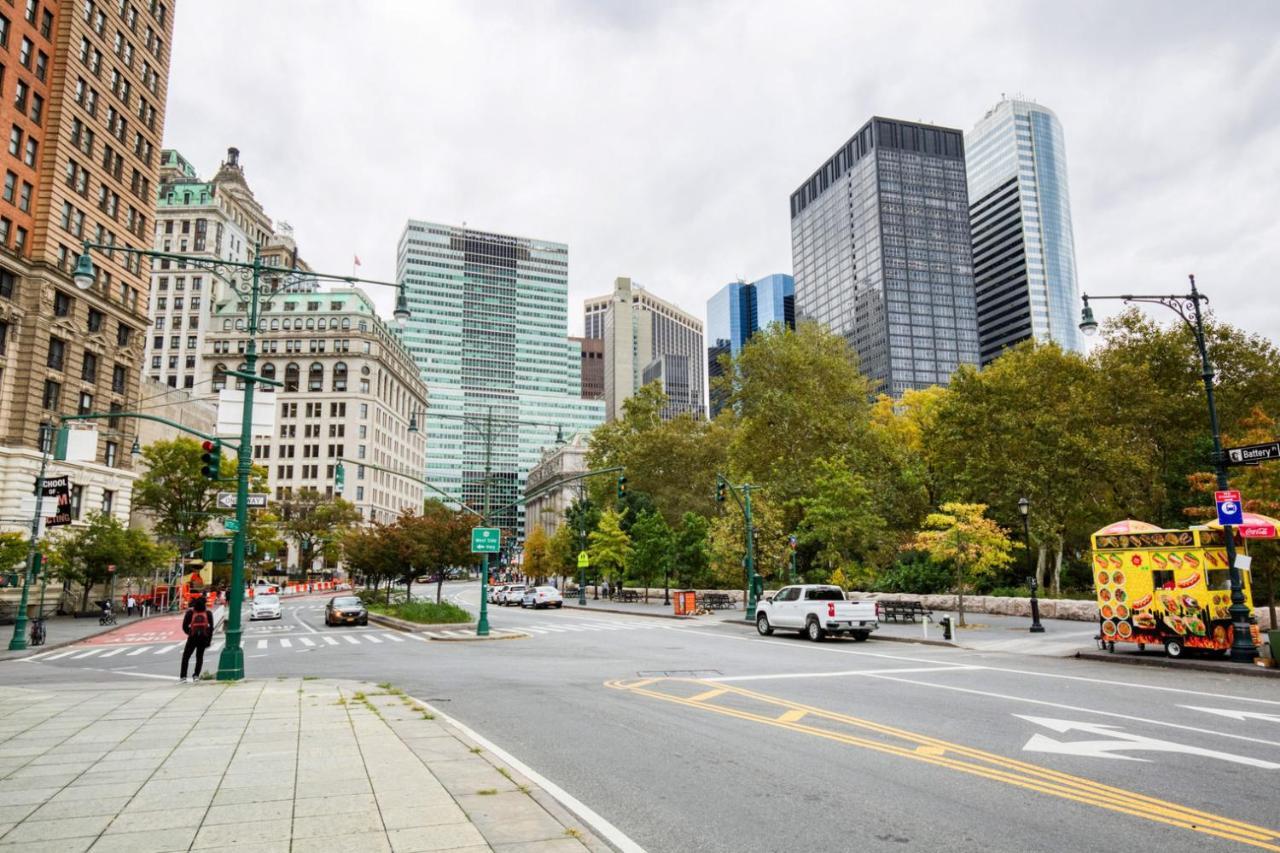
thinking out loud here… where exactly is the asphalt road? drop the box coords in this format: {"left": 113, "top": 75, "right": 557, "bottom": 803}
{"left": 5, "top": 583, "right": 1279, "bottom": 853}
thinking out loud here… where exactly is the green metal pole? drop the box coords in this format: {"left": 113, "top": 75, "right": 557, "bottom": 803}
{"left": 476, "top": 407, "right": 492, "bottom": 637}
{"left": 744, "top": 485, "right": 758, "bottom": 620}
{"left": 1189, "top": 276, "right": 1256, "bottom": 662}
{"left": 577, "top": 483, "right": 587, "bottom": 606}
{"left": 217, "top": 259, "right": 259, "bottom": 680}
{"left": 8, "top": 423, "right": 51, "bottom": 650}
{"left": 790, "top": 538, "right": 797, "bottom": 584}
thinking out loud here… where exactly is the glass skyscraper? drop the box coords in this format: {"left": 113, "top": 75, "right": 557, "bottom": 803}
{"left": 396, "top": 221, "right": 604, "bottom": 534}
{"left": 790, "top": 117, "right": 980, "bottom": 396}
{"left": 966, "top": 98, "right": 1082, "bottom": 364}
{"left": 706, "top": 273, "right": 795, "bottom": 417}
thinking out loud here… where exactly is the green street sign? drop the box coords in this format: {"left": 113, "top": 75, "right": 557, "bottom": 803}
{"left": 223, "top": 518, "right": 241, "bottom": 533}
{"left": 471, "top": 527, "right": 501, "bottom": 554}
{"left": 577, "top": 550, "right": 589, "bottom": 569}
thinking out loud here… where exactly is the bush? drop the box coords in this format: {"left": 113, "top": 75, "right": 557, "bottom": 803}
{"left": 369, "top": 599, "right": 471, "bottom": 625}
{"left": 874, "top": 552, "right": 953, "bottom": 594}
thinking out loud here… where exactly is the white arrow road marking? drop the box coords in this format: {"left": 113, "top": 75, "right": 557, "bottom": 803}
{"left": 1180, "top": 705, "right": 1280, "bottom": 724}
{"left": 1016, "top": 715, "right": 1280, "bottom": 768}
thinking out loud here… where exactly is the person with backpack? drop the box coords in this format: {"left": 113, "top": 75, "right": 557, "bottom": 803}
{"left": 180, "top": 596, "right": 214, "bottom": 683}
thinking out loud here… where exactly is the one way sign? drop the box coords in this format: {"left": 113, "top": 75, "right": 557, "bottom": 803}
{"left": 216, "top": 492, "right": 269, "bottom": 510}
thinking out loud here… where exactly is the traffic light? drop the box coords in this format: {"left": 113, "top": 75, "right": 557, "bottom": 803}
{"left": 716, "top": 479, "right": 727, "bottom": 503}
{"left": 616, "top": 475, "right": 627, "bottom": 500}
{"left": 200, "top": 440, "right": 220, "bottom": 480}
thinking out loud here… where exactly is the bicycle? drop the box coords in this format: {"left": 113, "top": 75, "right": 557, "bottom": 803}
{"left": 28, "top": 618, "right": 45, "bottom": 647}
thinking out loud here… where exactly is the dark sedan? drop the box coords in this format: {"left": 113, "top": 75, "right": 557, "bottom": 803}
{"left": 324, "top": 595, "right": 368, "bottom": 626}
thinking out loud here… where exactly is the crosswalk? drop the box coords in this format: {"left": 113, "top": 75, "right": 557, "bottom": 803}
{"left": 22, "top": 631, "right": 419, "bottom": 663}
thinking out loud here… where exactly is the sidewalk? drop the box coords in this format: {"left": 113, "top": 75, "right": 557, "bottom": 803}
{"left": 872, "top": 611, "right": 1100, "bottom": 657}
{"left": 0, "top": 611, "right": 164, "bottom": 663}
{"left": 0, "top": 678, "right": 610, "bottom": 853}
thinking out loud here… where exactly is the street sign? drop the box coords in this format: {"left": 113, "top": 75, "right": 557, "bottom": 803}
{"left": 223, "top": 518, "right": 241, "bottom": 533}
{"left": 216, "top": 492, "right": 268, "bottom": 510}
{"left": 1214, "top": 490, "right": 1243, "bottom": 526}
{"left": 42, "top": 476, "right": 71, "bottom": 528}
{"left": 471, "top": 527, "right": 501, "bottom": 554}
{"left": 1225, "top": 441, "right": 1280, "bottom": 466}
{"left": 577, "top": 550, "right": 589, "bottom": 569}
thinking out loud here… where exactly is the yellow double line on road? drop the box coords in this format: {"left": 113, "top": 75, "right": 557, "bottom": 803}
{"left": 605, "top": 677, "right": 1280, "bottom": 851}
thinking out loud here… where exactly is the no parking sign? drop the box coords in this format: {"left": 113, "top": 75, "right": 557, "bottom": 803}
{"left": 1215, "top": 490, "right": 1244, "bottom": 526}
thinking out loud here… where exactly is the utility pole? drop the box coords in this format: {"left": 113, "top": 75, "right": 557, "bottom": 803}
{"left": 8, "top": 422, "right": 52, "bottom": 651}
{"left": 477, "top": 406, "right": 493, "bottom": 637}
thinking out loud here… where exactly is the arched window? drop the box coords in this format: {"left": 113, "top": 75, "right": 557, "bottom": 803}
{"left": 260, "top": 362, "right": 276, "bottom": 392}
{"left": 284, "top": 362, "right": 299, "bottom": 393}
{"left": 332, "top": 361, "right": 348, "bottom": 392}
{"left": 212, "top": 363, "right": 227, "bottom": 391}
{"left": 235, "top": 362, "right": 248, "bottom": 390}
{"left": 341, "top": 317, "right": 351, "bottom": 330}
{"left": 308, "top": 361, "right": 324, "bottom": 392}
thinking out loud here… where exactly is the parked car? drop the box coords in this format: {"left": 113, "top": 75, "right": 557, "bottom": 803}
{"left": 499, "top": 584, "right": 527, "bottom": 606}
{"left": 753, "top": 585, "right": 878, "bottom": 642}
{"left": 325, "top": 595, "right": 368, "bottom": 627}
{"left": 521, "top": 586, "right": 564, "bottom": 609}
{"left": 249, "top": 594, "right": 282, "bottom": 621}
{"left": 488, "top": 584, "right": 509, "bottom": 604}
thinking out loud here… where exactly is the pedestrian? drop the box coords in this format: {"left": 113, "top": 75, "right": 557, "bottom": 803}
{"left": 180, "top": 596, "right": 214, "bottom": 683}
{"left": 126, "top": 594, "right": 136, "bottom": 617}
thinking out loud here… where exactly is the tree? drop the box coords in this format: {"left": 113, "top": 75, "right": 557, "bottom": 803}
{"left": 279, "top": 490, "right": 362, "bottom": 576}
{"left": 523, "top": 525, "right": 551, "bottom": 585}
{"left": 708, "top": 494, "right": 787, "bottom": 591}
{"left": 343, "top": 523, "right": 399, "bottom": 596}
{"left": 0, "top": 532, "right": 26, "bottom": 574}
{"left": 43, "top": 513, "right": 172, "bottom": 612}
{"left": 672, "top": 513, "right": 711, "bottom": 588}
{"left": 909, "top": 503, "right": 1016, "bottom": 627}
{"left": 629, "top": 510, "right": 673, "bottom": 601}
{"left": 588, "top": 509, "right": 631, "bottom": 590}
{"left": 547, "top": 523, "right": 579, "bottom": 588}
{"left": 132, "top": 437, "right": 232, "bottom": 555}
{"left": 795, "top": 457, "right": 890, "bottom": 590}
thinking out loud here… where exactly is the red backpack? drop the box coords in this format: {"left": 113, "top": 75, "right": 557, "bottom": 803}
{"left": 189, "top": 610, "right": 211, "bottom": 640}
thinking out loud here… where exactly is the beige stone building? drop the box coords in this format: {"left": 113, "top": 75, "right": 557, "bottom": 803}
{"left": 522, "top": 431, "right": 589, "bottom": 540}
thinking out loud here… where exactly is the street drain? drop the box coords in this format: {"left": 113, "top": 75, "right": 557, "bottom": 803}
{"left": 636, "top": 670, "right": 723, "bottom": 678}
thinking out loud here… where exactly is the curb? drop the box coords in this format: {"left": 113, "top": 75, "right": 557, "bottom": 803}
{"left": 366, "top": 612, "right": 474, "bottom": 633}
{"left": 724, "top": 618, "right": 959, "bottom": 648}
{"left": 562, "top": 602, "right": 698, "bottom": 621}
{"left": 1074, "top": 650, "right": 1280, "bottom": 678}
{"left": 428, "top": 631, "right": 529, "bottom": 642}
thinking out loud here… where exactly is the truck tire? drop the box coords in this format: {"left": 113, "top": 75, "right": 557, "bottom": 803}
{"left": 851, "top": 630, "right": 870, "bottom": 642}
{"left": 1165, "top": 639, "right": 1184, "bottom": 658}
{"left": 756, "top": 613, "right": 773, "bottom": 636}
{"left": 806, "top": 618, "right": 825, "bottom": 642}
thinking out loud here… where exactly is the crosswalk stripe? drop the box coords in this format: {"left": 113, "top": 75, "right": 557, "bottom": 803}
{"left": 406, "top": 633, "right": 430, "bottom": 642}
{"left": 380, "top": 633, "right": 404, "bottom": 642}
{"left": 299, "top": 637, "right": 316, "bottom": 647}
{"left": 97, "top": 647, "right": 127, "bottom": 658}
{"left": 70, "top": 648, "right": 103, "bottom": 659}
{"left": 522, "top": 627, "right": 548, "bottom": 634}
{"left": 322, "top": 637, "right": 339, "bottom": 645}
{"left": 126, "top": 646, "right": 152, "bottom": 656}
{"left": 207, "top": 642, "right": 223, "bottom": 653}
{"left": 533, "top": 625, "right": 567, "bottom": 632}
{"left": 256, "top": 640, "right": 268, "bottom": 650}
{"left": 363, "top": 634, "right": 382, "bottom": 643}
{"left": 342, "top": 636, "right": 360, "bottom": 645}
{"left": 38, "top": 648, "right": 85, "bottom": 660}
{"left": 155, "top": 644, "right": 182, "bottom": 654}
{"left": 279, "top": 638, "right": 292, "bottom": 648}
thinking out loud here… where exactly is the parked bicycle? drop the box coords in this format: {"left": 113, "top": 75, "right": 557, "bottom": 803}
{"left": 28, "top": 618, "right": 45, "bottom": 646}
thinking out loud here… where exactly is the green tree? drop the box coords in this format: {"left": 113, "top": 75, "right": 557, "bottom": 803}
{"left": 279, "top": 490, "right": 362, "bottom": 576}
{"left": 0, "top": 532, "right": 25, "bottom": 574}
{"left": 909, "top": 503, "right": 1016, "bottom": 627}
{"left": 589, "top": 509, "right": 631, "bottom": 591}
{"left": 132, "top": 437, "right": 230, "bottom": 555}
{"left": 672, "top": 512, "right": 711, "bottom": 588}
{"left": 342, "top": 523, "right": 399, "bottom": 596}
{"left": 708, "top": 494, "right": 787, "bottom": 591}
{"left": 629, "top": 510, "right": 673, "bottom": 601}
{"left": 523, "top": 525, "right": 551, "bottom": 585}
{"left": 43, "top": 513, "right": 172, "bottom": 612}
{"left": 796, "top": 456, "right": 889, "bottom": 589}
{"left": 547, "top": 523, "right": 579, "bottom": 588}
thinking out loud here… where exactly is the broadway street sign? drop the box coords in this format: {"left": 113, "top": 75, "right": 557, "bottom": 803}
{"left": 1225, "top": 441, "right": 1280, "bottom": 466}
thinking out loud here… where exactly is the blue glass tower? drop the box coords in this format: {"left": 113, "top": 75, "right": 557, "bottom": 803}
{"left": 966, "top": 98, "right": 1082, "bottom": 363}
{"left": 706, "top": 273, "right": 795, "bottom": 417}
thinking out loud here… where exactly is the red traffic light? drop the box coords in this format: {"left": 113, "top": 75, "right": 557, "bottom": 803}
{"left": 201, "top": 440, "right": 215, "bottom": 452}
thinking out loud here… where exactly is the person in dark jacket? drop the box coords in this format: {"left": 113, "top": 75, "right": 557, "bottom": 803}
{"left": 180, "top": 596, "right": 214, "bottom": 683}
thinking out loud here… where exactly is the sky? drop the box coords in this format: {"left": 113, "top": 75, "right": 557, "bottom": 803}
{"left": 164, "top": 0, "right": 1280, "bottom": 342}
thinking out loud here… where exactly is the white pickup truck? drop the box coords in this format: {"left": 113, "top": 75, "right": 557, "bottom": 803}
{"left": 754, "top": 585, "right": 879, "bottom": 642}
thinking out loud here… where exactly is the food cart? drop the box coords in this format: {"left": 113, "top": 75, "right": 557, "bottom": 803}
{"left": 1091, "top": 520, "right": 1261, "bottom": 657}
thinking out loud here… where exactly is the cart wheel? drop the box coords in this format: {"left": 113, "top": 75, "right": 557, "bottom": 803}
{"left": 1136, "top": 643, "right": 1145, "bottom": 652}
{"left": 1165, "top": 639, "right": 1184, "bottom": 658}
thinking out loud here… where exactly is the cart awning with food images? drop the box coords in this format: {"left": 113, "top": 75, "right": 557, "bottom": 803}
{"left": 1208, "top": 511, "right": 1280, "bottom": 539}
{"left": 1092, "top": 519, "right": 1162, "bottom": 536}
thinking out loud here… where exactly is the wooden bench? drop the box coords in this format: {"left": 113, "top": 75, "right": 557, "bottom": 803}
{"left": 878, "top": 599, "right": 932, "bottom": 623}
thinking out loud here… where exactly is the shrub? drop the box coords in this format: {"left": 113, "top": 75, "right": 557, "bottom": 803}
{"left": 874, "top": 551, "right": 953, "bottom": 594}
{"left": 369, "top": 599, "right": 471, "bottom": 625}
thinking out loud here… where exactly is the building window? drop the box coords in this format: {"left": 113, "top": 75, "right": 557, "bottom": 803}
{"left": 307, "top": 362, "right": 323, "bottom": 392}
{"left": 70, "top": 485, "right": 84, "bottom": 520}
{"left": 117, "top": 324, "right": 132, "bottom": 346}
{"left": 87, "top": 308, "right": 104, "bottom": 332}
{"left": 81, "top": 351, "right": 98, "bottom": 382}
{"left": 104, "top": 441, "right": 118, "bottom": 467}
{"left": 212, "top": 363, "right": 227, "bottom": 391}
{"left": 111, "top": 364, "right": 127, "bottom": 393}
{"left": 54, "top": 290, "right": 71, "bottom": 316}
{"left": 42, "top": 379, "right": 60, "bottom": 409}
{"left": 47, "top": 336, "right": 65, "bottom": 370}
{"left": 332, "top": 362, "right": 347, "bottom": 392}
{"left": 102, "top": 489, "right": 114, "bottom": 515}
{"left": 77, "top": 391, "right": 93, "bottom": 415}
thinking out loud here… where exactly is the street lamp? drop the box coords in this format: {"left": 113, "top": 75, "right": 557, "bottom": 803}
{"left": 1018, "top": 497, "right": 1044, "bottom": 633}
{"left": 7, "top": 422, "right": 53, "bottom": 651}
{"left": 74, "top": 241, "right": 412, "bottom": 679}
{"left": 1080, "top": 275, "right": 1256, "bottom": 662}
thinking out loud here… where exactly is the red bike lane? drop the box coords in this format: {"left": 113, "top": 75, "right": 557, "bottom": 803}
{"left": 82, "top": 613, "right": 187, "bottom": 645}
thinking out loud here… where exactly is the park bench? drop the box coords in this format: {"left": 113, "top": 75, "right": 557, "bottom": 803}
{"left": 616, "top": 589, "right": 641, "bottom": 603}
{"left": 878, "top": 599, "right": 932, "bottom": 623}
{"left": 699, "top": 592, "right": 735, "bottom": 610}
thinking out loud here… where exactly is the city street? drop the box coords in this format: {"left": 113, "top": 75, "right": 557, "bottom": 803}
{"left": 3, "top": 583, "right": 1278, "bottom": 853}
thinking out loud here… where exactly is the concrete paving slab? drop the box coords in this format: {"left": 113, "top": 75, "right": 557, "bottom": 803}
{"left": 86, "top": 826, "right": 198, "bottom": 853}
{"left": 386, "top": 821, "right": 488, "bottom": 852}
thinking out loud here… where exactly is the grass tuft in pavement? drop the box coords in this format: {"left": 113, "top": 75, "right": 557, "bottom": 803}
{"left": 476, "top": 788, "right": 497, "bottom": 796}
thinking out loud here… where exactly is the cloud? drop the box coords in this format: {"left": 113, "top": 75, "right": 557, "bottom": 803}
{"left": 163, "top": 0, "right": 1280, "bottom": 342}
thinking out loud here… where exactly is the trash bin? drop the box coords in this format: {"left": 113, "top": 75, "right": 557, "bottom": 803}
{"left": 674, "top": 590, "right": 696, "bottom": 616}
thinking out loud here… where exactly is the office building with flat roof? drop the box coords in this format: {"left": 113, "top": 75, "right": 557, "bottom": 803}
{"left": 706, "top": 273, "right": 794, "bottom": 417}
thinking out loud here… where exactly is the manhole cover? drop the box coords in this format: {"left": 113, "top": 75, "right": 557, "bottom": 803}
{"left": 635, "top": 670, "right": 723, "bottom": 678}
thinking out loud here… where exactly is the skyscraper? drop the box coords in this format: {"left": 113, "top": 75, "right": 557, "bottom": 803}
{"left": 584, "top": 277, "right": 705, "bottom": 421}
{"left": 396, "top": 222, "right": 604, "bottom": 534}
{"left": 790, "top": 117, "right": 981, "bottom": 395}
{"left": 966, "top": 97, "right": 1082, "bottom": 363}
{"left": 705, "top": 273, "right": 794, "bottom": 417}
{"left": 0, "top": 1, "right": 174, "bottom": 531}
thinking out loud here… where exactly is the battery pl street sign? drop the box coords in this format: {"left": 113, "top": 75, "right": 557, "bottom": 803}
{"left": 471, "top": 527, "right": 501, "bottom": 554}
{"left": 1215, "top": 490, "right": 1244, "bottom": 526}
{"left": 216, "top": 492, "right": 268, "bottom": 509}
{"left": 1225, "top": 441, "right": 1280, "bottom": 466}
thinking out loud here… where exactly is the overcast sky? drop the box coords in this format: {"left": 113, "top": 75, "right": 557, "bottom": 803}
{"left": 165, "top": 1, "right": 1280, "bottom": 342}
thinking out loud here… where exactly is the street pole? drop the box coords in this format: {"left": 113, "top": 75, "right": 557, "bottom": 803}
{"left": 477, "top": 406, "right": 492, "bottom": 637}
{"left": 216, "top": 252, "right": 261, "bottom": 681}
{"left": 1019, "top": 497, "right": 1043, "bottom": 633}
{"left": 744, "top": 485, "right": 758, "bottom": 620}
{"left": 8, "top": 422, "right": 51, "bottom": 651}
{"left": 789, "top": 534, "right": 798, "bottom": 584}
{"left": 1189, "top": 277, "right": 1255, "bottom": 663}
{"left": 577, "top": 483, "right": 588, "bottom": 606}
